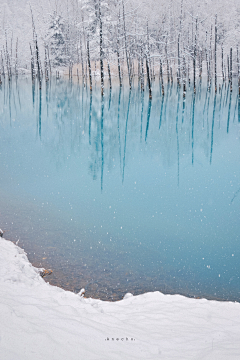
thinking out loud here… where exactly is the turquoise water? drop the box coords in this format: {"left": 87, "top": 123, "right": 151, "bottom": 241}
{"left": 0, "top": 77, "right": 240, "bottom": 301}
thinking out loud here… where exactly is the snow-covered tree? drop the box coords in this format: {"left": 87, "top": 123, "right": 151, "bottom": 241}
{"left": 47, "top": 12, "right": 67, "bottom": 67}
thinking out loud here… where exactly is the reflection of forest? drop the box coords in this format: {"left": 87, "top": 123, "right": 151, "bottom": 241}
{"left": 1, "top": 77, "right": 240, "bottom": 185}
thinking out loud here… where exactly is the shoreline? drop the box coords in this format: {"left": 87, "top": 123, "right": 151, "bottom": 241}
{"left": 2, "top": 232, "right": 239, "bottom": 304}
{"left": 1, "top": 236, "right": 240, "bottom": 359}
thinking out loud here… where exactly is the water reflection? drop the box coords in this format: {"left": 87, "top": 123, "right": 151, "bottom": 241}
{"left": 0, "top": 76, "right": 240, "bottom": 301}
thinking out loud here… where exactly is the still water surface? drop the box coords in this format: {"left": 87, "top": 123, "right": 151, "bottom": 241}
{"left": 0, "top": 77, "right": 240, "bottom": 301}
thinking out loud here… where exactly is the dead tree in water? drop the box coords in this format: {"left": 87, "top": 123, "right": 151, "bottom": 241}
{"left": 5, "top": 31, "right": 11, "bottom": 81}
{"left": 222, "top": 45, "right": 224, "bottom": 81}
{"left": 193, "top": 33, "right": 196, "bottom": 93}
{"left": 107, "top": 55, "right": 112, "bottom": 90}
{"left": 122, "top": 0, "right": 131, "bottom": 89}
{"left": 80, "top": 32, "right": 85, "bottom": 85}
{"left": 237, "top": 45, "right": 240, "bottom": 95}
{"left": 193, "top": 18, "right": 198, "bottom": 93}
{"left": 227, "top": 55, "right": 229, "bottom": 81}
{"left": 183, "top": 55, "right": 186, "bottom": 96}
{"left": 177, "top": 34, "right": 181, "bottom": 86}
{"left": 44, "top": 45, "right": 49, "bottom": 81}
{"left": 230, "top": 47, "right": 232, "bottom": 92}
{"left": 15, "top": 38, "right": 18, "bottom": 77}
{"left": 140, "top": 42, "right": 144, "bottom": 91}
{"left": 30, "top": 43, "right": 35, "bottom": 81}
{"left": 146, "top": 21, "right": 152, "bottom": 98}
{"left": 159, "top": 58, "right": 164, "bottom": 95}
{"left": 214, "top": 15, "right": 217, "bottom": 93}
{"left": 87, "top": 38, "right": 92, "bottom": 91}
{"left": 35, "top": 38, "right": 41, "bottom": 88}
{"left": 30, "top": 7, "right": 41, "bottom": 89}
{"left": 116, "top": 11, "right": 122, "bottom": 87}
{"left": 99, "top": 0, "right": 104, "bottom": 96}
{"left": 146, "top": 54, "right": 152, "bottom": 99}
{"left": 1, "top": 51, "right": 5, "bottom": 79}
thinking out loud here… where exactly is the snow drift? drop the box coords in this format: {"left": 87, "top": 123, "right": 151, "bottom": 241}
{"left": 1, "top": 236, "right": 240, "bottom": 359}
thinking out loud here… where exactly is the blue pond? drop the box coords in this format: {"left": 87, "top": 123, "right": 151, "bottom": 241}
{"left": 0, "top": 77, "right": 240, "bottom": 301}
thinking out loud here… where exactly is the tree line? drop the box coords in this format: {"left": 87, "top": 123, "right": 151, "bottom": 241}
{"left": 0, "top": 0, "right": 239, "bottom": 96}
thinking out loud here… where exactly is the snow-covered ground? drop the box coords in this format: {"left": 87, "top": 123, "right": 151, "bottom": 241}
{"left": 1, "top": 237, "right": 240, "bottom": 360}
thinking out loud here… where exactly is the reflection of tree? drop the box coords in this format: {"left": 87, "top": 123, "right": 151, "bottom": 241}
{"left": 145, "top": 98, "right": 152, "bottom": 142}
{"left": 191, "top": 93, "right": 195, "bottom": 165}
{"left": 210, "top": 94, "right": 216, "bottom": 164}
{"left": 239, "top": 94, "right": 240, "bottom": 123}
{"left": 227, "top": 90, "right": 232, "bottom": 133}
{"left": 122, "top": 90, "right": 131, "bottom": 183}
{"left": 1, "top": 78, "right": 239, "bottom": 189}
{"left": 176, "top": 89, "right": 180, "bottom": 186}
{"left": 231, "top": 186, "right": 240, "bottom": 204}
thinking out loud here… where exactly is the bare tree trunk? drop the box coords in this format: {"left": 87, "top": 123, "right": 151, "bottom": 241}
{"left": 177, "top": 34, "right": 181, "bottom": 86}
{"left": 227, "top": 55, "right": 229, "bottom": 81}
{"left": 146, "top": 21, "right": 152, "bottom": 98}
{"left": 183, "top": 55, "right": 186, "bottom": 97}
{"left": 30, "top": 43, "right": 35, "bottom": 82}
{"left": 117, "top": 12, "right": 122, "bottom": 87}
{"left": 80, "top": 29, "right": 85, "bottom": 85}
{"left": 165, "top": 34, "right": 170, "bottom": 82}
{"left": 1, "top": 51, "right": 5, "bottom": 78}
{"left": 214, "top": 15, "right": 217, "bottom": 93}
{"left": 160, "top": 59, "right": 164, "bottom": 95}
{"left": 237, "top": 45, "right": 240, "bottom": 95}
{"left": 141, "top": 42, "right": 144, "bottom": 91}
{"left": 30, "top": 7, "right": 41, "bottom": 88}
{"left": 87, "top": 38, "right": 92, "bottom": 91}
{"left": 35, "top": 38, "right": 41, "bottom": 89}
{"left": 5, "top": 32, "right": 11, "bottom": 81}
{"left": 230, "top": 47, "right": 232, "bottom": 92}
{"left": 193, "top": 34, "right": 196, "bottom": 93}
{"left": 15, "top": 38, "right": 18, "bottom": 77}
{"left": 222, "top": 45, "right": 224, "bottom": 81}
{"left": 47, "top": 45, "right": 51, "bottom": 77}
{"left": 44, "top": 46, "right": 49, "bottom": 81}
{"left": 122, "top": 0, "right": 131, "bottom": 89}
{"left": 146, "top": 54, "right": 152, "bottom": 99}
{"left": 99, "top": 0, "right": 104, "bottom": 96}
{"left": 107, "top": 56, "right": 112, "bottom": 89}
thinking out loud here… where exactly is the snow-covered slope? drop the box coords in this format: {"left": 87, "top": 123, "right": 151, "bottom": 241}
{"left": 1, "top": 236, "right": 240, "bottom": 360}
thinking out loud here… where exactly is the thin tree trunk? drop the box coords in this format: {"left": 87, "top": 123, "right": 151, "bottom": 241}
{"left": 87, "top": 38, "right": 92, "bottom": 91}
{"left": 122, "top": 0, "right": 131, "bottom": 89}
{"left": 222, "top": 45, "right": 224, "bottom": 81}
{"left": 193, "top": 34, "right": 196, "bottom": 93}
{"left": 15, "top": 38, "right": 18, "bottom": 77}
{"left": 30, "top": 44, "right": 35, "bottom": 82}
{"left": 99, "top": 0, "right": 104, "bottom": 96}
{"left": 237, "top": 45, "right": 240, "bottom": 95}
{"left": 183, "top": 55, "right": 186, "bottom": 96}
{"left": 230, "top": 47, "right": 232, "bottom": 92}
{"left": 116, "top": 13, "right": 122, "bottom": 87}
{"left": 214, "top": 15, "right": 217, "bottom": 93}
{"left": 146, "top": 54, "right": 152, "bottom": 99}
{"left": 107, "top": 56, "right": 112, "bottom": 89}
{"left": 177, "top": 33, "right": 180, "bottom": 86}
{"left": 141, "top": 42, "right": 144, "bottom": 91}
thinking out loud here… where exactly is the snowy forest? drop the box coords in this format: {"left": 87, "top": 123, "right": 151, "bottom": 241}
{"left": 0, "top": 0, "right": 240, "bottom": 93}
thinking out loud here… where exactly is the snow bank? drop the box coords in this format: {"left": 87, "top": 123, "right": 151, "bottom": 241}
{"left": 1, "top": 237, "right": 240, "bottom": 360}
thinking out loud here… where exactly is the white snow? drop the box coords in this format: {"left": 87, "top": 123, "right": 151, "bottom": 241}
{"left": 1, "top": 237, "right": 240, "bottom": 360}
